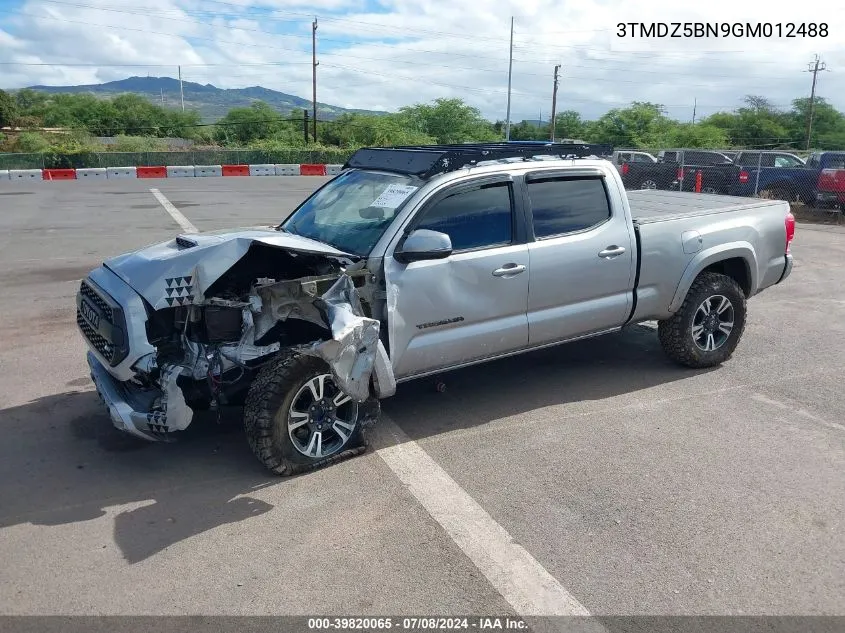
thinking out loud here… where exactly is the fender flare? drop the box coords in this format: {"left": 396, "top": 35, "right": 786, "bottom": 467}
{"left": 668, "top": 242, "right": 757, "bottom": 313}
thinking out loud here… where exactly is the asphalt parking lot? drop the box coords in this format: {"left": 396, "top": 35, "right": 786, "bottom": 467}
{"left": 0, "top": 177, "right": 843, "bottom": 620}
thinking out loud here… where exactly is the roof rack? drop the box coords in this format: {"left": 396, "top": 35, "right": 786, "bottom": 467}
{"left": 342, "top": 142, "right": 614, "bottom": 179}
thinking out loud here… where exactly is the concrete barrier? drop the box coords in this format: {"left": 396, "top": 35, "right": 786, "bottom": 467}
{"left": 274, "top": 164, "right": 300, "bottom": 176}
{"left": 9, "top": 169, "right": 42, "bottom": 180}
{"left": 43, "top": 169, "right": 77, "bottom": 180}
{"left": 249, "top": 164, "right": 276, "bottom": 176}
{"left": 194, "top": 165, "right": 222, "bottom": 177}
{"left": 326, "top": 164, "right": 344, "bottom": 176}
{"left": 300, "top": 164, "right": 327, "bottom": 176}
{"left": 137, "top": 166, "right": 167, "bottom": 178}
{"left": 166, "top": 166, "right": 195, "bottom": 178}
{"left": 76, "top": 168, "right": 108, "bottom": 180}
{"left": 107, "top": 167, "right": 137, "bottom": 179}
{"left": 222, "top": 164, "right": 249, "bottom": 176}
{"left": 0, "top": 170, "right": 9, "bottom": 181}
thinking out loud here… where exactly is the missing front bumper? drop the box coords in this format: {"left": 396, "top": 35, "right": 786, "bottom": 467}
{"left": 87, "top": 352, "right": 192, "bottom": 441}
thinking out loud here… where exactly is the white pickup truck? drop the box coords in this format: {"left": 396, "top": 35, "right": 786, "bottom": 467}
{"left": 77, "top": 143, "right": 795, "bottom": 475}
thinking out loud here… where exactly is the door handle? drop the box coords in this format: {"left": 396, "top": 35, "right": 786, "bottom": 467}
{"left": 598, "top": 245, "right": 626, "bottom": 258}
{"left": 492, "top": 263, "right": 526, "bottom": 277}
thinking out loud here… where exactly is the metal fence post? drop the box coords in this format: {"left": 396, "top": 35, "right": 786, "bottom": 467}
{"left": 753, "top": 151, "right": 762, "bottom": 196}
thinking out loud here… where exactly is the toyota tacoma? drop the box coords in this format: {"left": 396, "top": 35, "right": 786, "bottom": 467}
{"left": 76, "top": 142, "right": 795, "bottom": 475}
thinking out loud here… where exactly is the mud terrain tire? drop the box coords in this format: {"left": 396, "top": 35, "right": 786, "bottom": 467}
{"left": 243, "top": 353, "right": 370, "bottom": 476}
{"left": 658, "top": 272, "right": 747, "bottom": 369}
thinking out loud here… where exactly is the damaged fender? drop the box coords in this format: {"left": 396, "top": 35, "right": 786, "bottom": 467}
{"left": 257, "top": 275, "right": 385, "bottom": 402}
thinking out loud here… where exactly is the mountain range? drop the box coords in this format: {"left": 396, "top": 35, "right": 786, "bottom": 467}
{"left": 25, "top": 76, "right": 388, "bottom": 122}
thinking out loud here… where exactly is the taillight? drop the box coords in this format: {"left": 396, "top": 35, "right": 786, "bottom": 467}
{"left": 677, "top": 168, "right": 685, "bottom": 179}
{"left": 785, "top": 212, "right": 795, "bottom": 253}
{"left": 739, "top": 170, "right": 749, "bottom": 183}
{"left": 621, "top": 163, "right": 629, "bottom": 175}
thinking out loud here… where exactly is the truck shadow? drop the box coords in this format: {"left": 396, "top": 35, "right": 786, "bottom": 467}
{"left": 0, "top": 324, "right": 714, "bottom": 564}
{"left": 381, "top": 323, "right": 719, "bottom": 441}
{"left": 0, "top": 393, "right": 276, "bottom": 564}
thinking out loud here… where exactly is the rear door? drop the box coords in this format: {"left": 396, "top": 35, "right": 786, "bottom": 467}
{"left": 523, "top": 170, "right": 635, "bottom": 346}
{"left": 383, "top": 176, "right": 530, "bottom": 378}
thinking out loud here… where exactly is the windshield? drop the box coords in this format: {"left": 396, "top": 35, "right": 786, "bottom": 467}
{"left": 280, "top": 170, "right": 420, "bottom": 256}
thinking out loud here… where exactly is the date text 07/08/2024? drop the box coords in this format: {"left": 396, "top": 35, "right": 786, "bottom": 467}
{"left": 307, "top": 617, "right": 528, "bottom": 630}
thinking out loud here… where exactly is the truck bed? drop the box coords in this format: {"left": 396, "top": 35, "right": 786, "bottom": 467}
{"left": 628, "top": 190, "right": 782, "bottom": 223}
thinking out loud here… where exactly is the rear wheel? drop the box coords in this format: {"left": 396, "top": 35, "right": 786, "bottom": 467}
{"left": 658, "top": 272, "right": 747, "bottom": 368}
{"left": 243, "top": 353, "right": 371, "bottom": 475}
{"left": 758, "top": 186, "right": 794, "bottom": 202}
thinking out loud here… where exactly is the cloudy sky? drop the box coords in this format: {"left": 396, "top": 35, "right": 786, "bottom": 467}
{"left": 2, "top": 0, "right": 845, "bottom": 123}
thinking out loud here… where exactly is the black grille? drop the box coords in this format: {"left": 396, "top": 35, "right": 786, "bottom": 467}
{"left": 80, "top": 280, "right": 113, "bottom": 321}
{"left": 76, "top": 278, "right": 129, "bottom": 366}
{"left": 77, "top": 311, "right": 114, "bottom": 362}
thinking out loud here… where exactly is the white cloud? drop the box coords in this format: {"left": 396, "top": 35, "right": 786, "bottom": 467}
{"left": 2, "top": 0, "right": 844, "bottom": 122}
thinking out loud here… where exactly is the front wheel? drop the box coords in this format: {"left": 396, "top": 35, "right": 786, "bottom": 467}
{"left": 243, "top": 353, "right": 372, "bottom": 475}
{"left": 657, "top": 272, "right": 747, "bottom": 368}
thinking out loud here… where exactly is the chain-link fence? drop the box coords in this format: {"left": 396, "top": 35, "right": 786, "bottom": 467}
{"left": 616, "top": 147, "right": 845, "bottom": 214}
{"left": 0, "top": 149, "right": 355, "bottom": 170}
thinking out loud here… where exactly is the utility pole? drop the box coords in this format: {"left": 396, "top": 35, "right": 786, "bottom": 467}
{"left": 312, "top": 17, "right": 319, "bottom": 143}
{"left": 504, "top": 16, "right": 514, "bottom": 141}
{"left": 303, "top": 109, "right": 310, "bottom": 145}
{"left": 178, "top": 65, "right": 184, "bottom": 112}
{"left": 805, "top": 54, "right": 827, "bottom": 151}
{"left": 549, "top": 64, "right": 561, "bottom": 142}
{"left": 692, "top": 98, "right": 697, "bottom": 124}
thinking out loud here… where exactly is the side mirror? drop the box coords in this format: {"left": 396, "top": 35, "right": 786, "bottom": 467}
{"left": 394, "top": 229, "right": 453, "bottom": 264}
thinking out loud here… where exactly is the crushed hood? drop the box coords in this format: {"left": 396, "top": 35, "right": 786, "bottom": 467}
{"left": 103, "top": 226, "right": 354, "bottom": 309}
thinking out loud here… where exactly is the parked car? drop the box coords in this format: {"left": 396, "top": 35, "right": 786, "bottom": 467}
{"left": 724, "top": 150, "right": 845, "bottom": 204}
{"left": 76, "top": 142, "right": 795, "bottom": 475}
{"left": 812, "top": 152, "right": 845, "bottom": 208}
{"left": 610, "top": 150, "right": 657, "bottom": 173}
{"left": 729, "top": 151, "right": 810, "bottom": 202}
{"left": 620, "top": 149, "right": 736, "bottom": 193}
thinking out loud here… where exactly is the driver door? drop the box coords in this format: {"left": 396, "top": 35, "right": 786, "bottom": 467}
{"left": 383, "top": 176, "right": 530, "bottom": 379}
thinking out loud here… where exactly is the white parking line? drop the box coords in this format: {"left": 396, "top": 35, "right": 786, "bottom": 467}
{"left": 377, "top": 416, "right": 596, "bottom": 619}
{"left": 149, "top": 188, "right": 198, "bottom": 234}
{"left": 145, "top": 186, "right": 593, "bottom": 618}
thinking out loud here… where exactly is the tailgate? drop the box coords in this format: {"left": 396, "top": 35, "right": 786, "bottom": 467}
{"left": 818, "top": 168, "right": 845, "bottom": 193}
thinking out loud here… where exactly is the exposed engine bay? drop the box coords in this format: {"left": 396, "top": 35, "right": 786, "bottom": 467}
{"left": 82, "top": 232, "right": 395, "bottom": 439}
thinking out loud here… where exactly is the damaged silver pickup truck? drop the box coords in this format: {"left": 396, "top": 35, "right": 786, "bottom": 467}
{"left": 77, "top": 142, "right": 795, "bottom": 475}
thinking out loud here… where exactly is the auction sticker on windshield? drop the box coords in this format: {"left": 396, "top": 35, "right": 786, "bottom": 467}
{"left": 370, "top": 184, "right": 419, "bottom": 209}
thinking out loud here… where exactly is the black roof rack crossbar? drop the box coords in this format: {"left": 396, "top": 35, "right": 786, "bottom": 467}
{"left": 342, "top": 142, "right": 614, "bottom": 179}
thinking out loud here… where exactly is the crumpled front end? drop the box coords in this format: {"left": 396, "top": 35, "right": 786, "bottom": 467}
{"left": 77, "top": 238, "right": 395, "bottom": 441}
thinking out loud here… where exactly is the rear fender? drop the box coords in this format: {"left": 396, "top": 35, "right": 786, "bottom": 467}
{"left": 668, "top": 242, "right": 757, "bottom": 313}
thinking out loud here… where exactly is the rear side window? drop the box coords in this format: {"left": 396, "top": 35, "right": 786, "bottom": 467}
{"left": 822, "top": 155, "right": 845, "bottom": 170}
{"left": 807, "top": 154, "right": 820, "bottom": 169}
{"left": 527, "top": 177, "right": 611, "bottom": 238}
{"left": 686, "top": 152, "right": 729, "bottom": 165}
{"left": 415, "top": 182, "right": 513, "bottom": 251}
{"left": 660, "top": 151, "right": 678, "bottom": 163}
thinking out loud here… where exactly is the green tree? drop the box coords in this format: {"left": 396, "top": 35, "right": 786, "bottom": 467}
{"left": 214, "top": 101, "right": 287, "bottom": 145}
{"left": 14, "top": 88, "right": 49, "bottom": 111}
{"left": 318, "top": 113, "right": 434, "bottom": 147}
{"left": 642, "top": 122, "right": 728, "bottom": 149}
{"left": 585, "top": 102, "right": 669, "bottom": 146}
{"left": 508, "top": 120, "right": 549, "bottom": 141}
{"left": 702, "top": 95, "right": 791, "bottom": 148}
{"left": 788, "top": 97, "right": 845, "bottom": 149}
{"left": 553, "top": 110, "right": 586, "bottom": 140}
{"left": 396, "top": 98, "right": 501, "bottom": 143}
{"left": 0, "top": 89, "right": 19, "bottom": 127}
